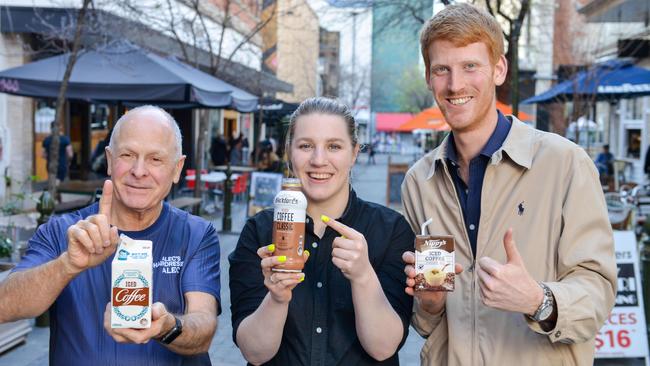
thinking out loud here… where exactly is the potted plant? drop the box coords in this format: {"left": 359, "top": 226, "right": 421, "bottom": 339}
{"left": 0, "top": 230, "right": 12, "bottom": 262}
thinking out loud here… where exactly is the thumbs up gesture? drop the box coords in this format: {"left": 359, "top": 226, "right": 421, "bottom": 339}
{"left": 63, "top": 180, "right": 120, "bottom": 275}
{"left": 476, "top": 228, "right": 543, "bottom": 315}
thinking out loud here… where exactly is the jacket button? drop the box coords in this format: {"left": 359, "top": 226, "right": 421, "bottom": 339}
{"left": 555, "top": 331, "right": 561, "bottom": 338}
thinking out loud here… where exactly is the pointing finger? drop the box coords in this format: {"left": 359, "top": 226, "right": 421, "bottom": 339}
{"left": 99, "top": 180, "right": 113, "bottom": 221}
{"left": 320, "top": 215, "right": 361, "bottom": 240}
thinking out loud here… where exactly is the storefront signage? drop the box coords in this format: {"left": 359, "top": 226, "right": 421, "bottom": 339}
{"left": 595, "top": 230, "right": 649, "bottom": 364}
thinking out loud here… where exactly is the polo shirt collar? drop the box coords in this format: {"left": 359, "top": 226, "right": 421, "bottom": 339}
{"left": 446, "top": 110, "right": 511, "bottom": 163}
{"left": 427, "top": 111, "right": 533, "bottom": 179}
{"left": 307, "top": 186, "right": 359, "bottom": 229}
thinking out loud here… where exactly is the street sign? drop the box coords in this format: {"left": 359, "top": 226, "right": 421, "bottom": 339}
{"left": 248, "top": 172, "right": 283, "bottom": 216}
{"left": 595, "top": 230, "right": 649, "bottom": 364}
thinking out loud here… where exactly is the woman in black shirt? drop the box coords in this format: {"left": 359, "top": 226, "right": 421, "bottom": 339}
{"left": 229, "top": 97, "right": 414, "bottom": 365}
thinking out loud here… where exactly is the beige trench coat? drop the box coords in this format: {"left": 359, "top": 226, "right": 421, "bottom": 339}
{"left": 401, "top": 117, "right": 617, "bottom": 366}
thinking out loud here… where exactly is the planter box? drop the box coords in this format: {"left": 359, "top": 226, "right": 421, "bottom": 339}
{"left": 0, "top": 262, "right": 33, "bottom": 354}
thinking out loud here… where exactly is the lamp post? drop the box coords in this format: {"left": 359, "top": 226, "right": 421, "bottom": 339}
{"left": 222, "top": 162, "right": 233, "bottom": 232}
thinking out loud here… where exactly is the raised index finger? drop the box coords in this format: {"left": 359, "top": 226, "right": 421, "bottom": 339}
{"left": 320, "top": 215, "right": 360, "bottom": 240}
{"left": 99, "top": 180, "right": 113, "bottom": 221}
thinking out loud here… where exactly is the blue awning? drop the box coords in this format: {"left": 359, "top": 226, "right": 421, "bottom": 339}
{"left": 523, "top": 59, "right": 650, "bottom": 104}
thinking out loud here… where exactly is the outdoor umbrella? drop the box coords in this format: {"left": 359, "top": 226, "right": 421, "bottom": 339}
{"left": 522, "top": 59, "right": 650, "bottom": 104}
{"left": 0, "top": 42, "right": 258, "bottom": 112}
{"left": 396, "top": 108, "right": 448, "bottom": 132}
{"left": 258, "top": 97, "right": 299, "bottom": 126}
{"left": 397, "top": 101, "right": 532, "bottom": 132}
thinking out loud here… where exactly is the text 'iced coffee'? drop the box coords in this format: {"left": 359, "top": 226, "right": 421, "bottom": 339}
{"left": 111, "top": 234, "right": 152, "bottom": 328}
{"left": 272, "top": 178, "right": 307, "bottom": 272}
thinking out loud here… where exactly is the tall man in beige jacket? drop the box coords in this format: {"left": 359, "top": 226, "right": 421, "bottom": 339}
{"left": 401, "top": 4, "right": 617, "bottom": 366}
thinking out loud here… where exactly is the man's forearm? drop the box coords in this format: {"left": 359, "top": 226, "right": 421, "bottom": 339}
{"left": 0, "top": 253, "right": 77, "bottom": 323}
{"left": 351, "top": 272, "right": 403, "bottom": 361}
{"left": 164, "top": 310, "right": 218, "bottom": 355}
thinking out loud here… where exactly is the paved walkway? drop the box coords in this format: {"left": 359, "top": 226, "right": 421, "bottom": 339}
{"left": 0, "top": 153, "right": 425, "bottom": 365}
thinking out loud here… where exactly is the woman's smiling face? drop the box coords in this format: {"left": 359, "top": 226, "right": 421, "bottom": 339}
{"left": 290, "top": 113, "right": 359, "bottom": 205}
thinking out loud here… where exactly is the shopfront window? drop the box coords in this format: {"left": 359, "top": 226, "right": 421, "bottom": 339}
{"left": 625, "top": 128, "right": 642, "bottom": 159}
{"left": 90, "top": 104, "right": 109, "bottom": 130}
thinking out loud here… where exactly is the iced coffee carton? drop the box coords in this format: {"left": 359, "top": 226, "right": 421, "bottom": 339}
{"left": 415, "top": 219, "right": 455, "bottom": 291}
{"left": 111, "top": 234, "right": 152, "bottom": 329}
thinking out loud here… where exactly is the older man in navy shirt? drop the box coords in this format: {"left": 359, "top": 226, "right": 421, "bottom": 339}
{"left": 0, "top": 106, "right": 221, "bottom": 366}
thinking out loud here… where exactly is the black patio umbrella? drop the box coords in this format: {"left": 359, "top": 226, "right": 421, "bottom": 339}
{"left": 259, "top": 97, "right": 299, "bottom": 126}
{"left": 0, "top": 42, "right": 258, "bottom": 112}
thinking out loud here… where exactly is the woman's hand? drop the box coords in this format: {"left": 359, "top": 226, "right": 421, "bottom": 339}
{"left": 321, "top": 215, "right": 374, "bottom": 285}
{"left": 258, "top": 244, "right": 310, "bottom": 304}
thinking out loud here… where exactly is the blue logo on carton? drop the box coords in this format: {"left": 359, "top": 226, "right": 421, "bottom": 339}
{"left": 118, "top": 249, "right": 129, "bottom": 260}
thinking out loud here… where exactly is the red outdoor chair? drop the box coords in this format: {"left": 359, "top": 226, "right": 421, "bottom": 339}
{"left": 232, "top": 173, "right": 249, "bottom": 201}
{"left": 185, "top": 169, "right": 208, "bottom": 189}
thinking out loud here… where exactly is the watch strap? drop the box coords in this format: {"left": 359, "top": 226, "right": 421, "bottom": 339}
{"left": 529, "top": 282, "right": 554, "bottom": 322}
{"left": 159, "top": 315, "right": 182, "bottom": 345}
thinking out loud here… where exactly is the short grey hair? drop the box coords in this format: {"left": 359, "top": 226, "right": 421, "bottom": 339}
{"left": 108, "top": 105, "right": 183, "bottom": 160}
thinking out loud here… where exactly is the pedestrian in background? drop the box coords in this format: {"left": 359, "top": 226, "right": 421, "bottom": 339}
{"left": 401, "top": 4, "right": 616, "bottom": 365}
{"left": 256, "top": 140, "right": 280, "bottom": 172}
{"left": 90, "top": 128, "right": 112, "bottom": 178}
{"left": 594, "top": 144, "right": 614, "bottom": 186}
{"left": 42, "top": 121, "right": 74, "bottom": 184}
{"left": 366, "top": 140, "right": 376, "bottom": 165}
{"left": 230, "top": 97, "right": 413, "bottom": 365}
{"left": 210, "top": 133, "right": 228, "bottom": 167}
{"left": 230, "top": 137, "right": 243, "bottom": 166}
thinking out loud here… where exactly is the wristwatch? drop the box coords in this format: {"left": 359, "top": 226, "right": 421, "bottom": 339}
{"left": 159, "top": 315, "right": 183, "bottom": 345}
{"left": 529, "top": 282, "right": 554, "bottom": 322}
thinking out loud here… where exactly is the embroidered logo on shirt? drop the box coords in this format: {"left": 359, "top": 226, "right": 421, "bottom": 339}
{"left": 153, "top": 256, "right": 184, "bottom": 274}
{"left": 518, "top": 202, "right": 525, "bottom": 216}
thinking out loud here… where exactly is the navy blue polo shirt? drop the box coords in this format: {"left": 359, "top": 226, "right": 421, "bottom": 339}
{"left": 446, "top": 111, "right": 511, "bottom": 258}
{"left": 14, "top": 202, "right": 221, "bottom": 366}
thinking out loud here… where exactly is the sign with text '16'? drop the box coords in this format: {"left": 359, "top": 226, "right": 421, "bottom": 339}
{"left": 595, "top": 230, "right": 649, "bottom": 363}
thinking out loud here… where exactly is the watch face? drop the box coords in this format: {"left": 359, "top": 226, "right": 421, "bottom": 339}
{"left": 539, "top": 305, "right": 553, "bottom": 321}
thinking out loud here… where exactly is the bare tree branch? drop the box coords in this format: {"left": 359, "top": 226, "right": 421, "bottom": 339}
{"left": 48, "top": 0, "right": 93, "bottom": 196}
{"left": 164, "top": 0, "right": 191, "bottom": 62}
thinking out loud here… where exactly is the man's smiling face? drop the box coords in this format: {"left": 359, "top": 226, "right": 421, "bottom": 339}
{"left": 426, "top": 40, "right": 507, "bottom": 133}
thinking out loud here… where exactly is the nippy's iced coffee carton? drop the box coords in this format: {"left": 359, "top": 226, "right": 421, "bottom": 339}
{"left": 111, "top": 234, "right": 152, "bottom": 329}
{"left": 415, "top": 219, "right": 455, "bottom": 292}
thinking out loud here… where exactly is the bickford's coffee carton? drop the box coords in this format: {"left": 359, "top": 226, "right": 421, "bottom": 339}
{"left": 111, "top": 234, "right": 152, "bottom": 328}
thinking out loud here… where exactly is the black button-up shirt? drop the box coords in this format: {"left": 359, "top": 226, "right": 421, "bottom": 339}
{"left": 229, "top": 189, "right": 414, "bottom": 366}
{"left": 446, "top": 110, "right": 511, "bottom": 258}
